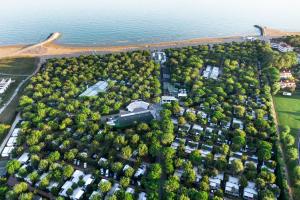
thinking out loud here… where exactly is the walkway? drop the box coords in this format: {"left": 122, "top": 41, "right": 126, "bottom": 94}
{"left": 0, "top": 113, "right": 21, "bottom": 157}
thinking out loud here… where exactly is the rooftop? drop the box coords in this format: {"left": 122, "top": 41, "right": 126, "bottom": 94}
{"left": 80, "top": 81, "right": 108, "bottom": 97}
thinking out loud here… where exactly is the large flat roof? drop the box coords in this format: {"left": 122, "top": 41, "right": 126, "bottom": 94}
{"left": 80, "top": 81, "right": 108, "bottom": 97}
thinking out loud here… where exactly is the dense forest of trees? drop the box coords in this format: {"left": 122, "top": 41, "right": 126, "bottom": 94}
{"left": 3, "top": 41, "right": 298, "bottom": 200}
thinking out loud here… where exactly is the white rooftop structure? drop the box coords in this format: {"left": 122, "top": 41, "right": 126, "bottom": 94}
{"left": 127, "top": 101, "right": 150, "bottom": 112}
{"left": 201, "top": 145, "right": 212, "bottom": 157}
{"left": 1, "top": 146, "right": 14, "bottom": 157}
{"left": 203, "top": 65, "right": 220, "bottom": 79}
{"left": 197, "top": 111, "right": 207, "bottom": 119}
{"left": 185, "top": 141, "right": 199, "bottom": 154}
{"left": 174, "top": 169, "right": 184, "bottom": 179}
{"left": 18, "top": 152, "right": 29, "bottom": 164}
{"left": 71, "top": 188, "right": 85, "bottom": 200}
{"left": 126, "top": 187, "right": 135, "bottom": 194}
{"left": 80, "top": 81, "right": 108, "bottom": 97}
{"left": 7, "top": 136, "right": 17, "bottom": 146}
{"left": 123, "top": 164, "right": 131, "bottom": 172}
{"left": 178, "top": 89, "right": 187, "bottom": 97}
{"left": 152, "top": 52, "right": 167, "bottom": 63}
{"left": 12, "top": 128, "right": 20, "bottom": 137}
{"left": 99, "top": 157, "right": 108, "bottom": 164}
{"left": 192, "top": 124, "right": 203, "bottom": 132}
{"left": 243, "top": 182, "right": 258, "bottom": 200}
{"left": 134, "top": 164, "right": 147, "bottom": 178}
{"left": 283, "top": 92, "right": 292, "bottom": 96}
{"left": 233, "top": 118, "right": 244, "bottom": 130}
{"left": 161, "top": 96, "right": 178, "bottom": 104}
{"left": 83, "top": 174, "right": 94, "bottom": 186}
{"left": 138, "top": 192, "right": 147, "bottom": 200}
{"left": 209, "top": 173, "right": 224, "bottom": 190}
{"left": 210, "top": 67, "right": 220, "bottom": 80}
{"left": 171, "top": 137, "right": 186, "bottom": 150}
{"left": 71, "top": 170, "right": 85, "bottom": 182}
{"left": 0, "top": 78, "right": 12, "bottom": 94}
{"left": 47, "top": 181, "right": 59, "bottom": 191}
{"left": 225, "top": 176, "right": 240, "bottom": 197}
{"left": 278, "top": 42, "right": 293, "bottom": 53}
{"left": 106, "top": 183, "right": 120, "bottom": 198}
{"left": 59, "top": 181, "right": 73, "bottom": 197}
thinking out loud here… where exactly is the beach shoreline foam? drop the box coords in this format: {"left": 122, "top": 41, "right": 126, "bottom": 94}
{"left": 0, "top": 27, "right": 299, "bottom": 59}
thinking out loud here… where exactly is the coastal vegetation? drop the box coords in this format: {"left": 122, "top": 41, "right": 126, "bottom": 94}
{"left": 3, "top": 41, "right": 299, "bottom": 200}
{"left": 0, "top": 57, "right": 38, "bottom": 123}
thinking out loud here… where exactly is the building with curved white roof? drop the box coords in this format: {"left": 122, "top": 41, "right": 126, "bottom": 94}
{"left": 126, "top": 101, "right": 150, "bottom": 112}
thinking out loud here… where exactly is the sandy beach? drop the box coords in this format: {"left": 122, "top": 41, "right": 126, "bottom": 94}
{"left": 0, "top": 27, "right": 299, "bottom": 59}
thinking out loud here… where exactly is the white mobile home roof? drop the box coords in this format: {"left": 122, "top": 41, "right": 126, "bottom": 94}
{"left": 12, "top": 128, "right": 20, "bottom": 137}
{"left": 7, "top": 137, "right": 17, "bottom": 146}
{"left": 1, "top": 146, "right": 14, "bottom": 157}
{"left": 18, "top": 152, "right": 29, "bottom": 164}
{"left": 72, "top": 170, "right": 84, "bottom": 182}
{"left": 80, "top": 81, "right": 108, "bottom": 97}
{"left": 138, "top": 192, "right": 147, "bottom": 200}
{"left": 71, "top": 188, "right": 85, "bottom": 200}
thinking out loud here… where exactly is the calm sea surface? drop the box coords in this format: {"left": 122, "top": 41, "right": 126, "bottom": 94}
{"left": 1, "top": 0, "right": 300, "bottom": 46}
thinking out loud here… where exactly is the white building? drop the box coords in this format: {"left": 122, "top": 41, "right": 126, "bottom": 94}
{"left": 6, "top": 136, "right": 17, "bottom": 147}
{"left": 202, "top": 65, "right": 220, "bottom": 79}
{"left": 12, "top": 128, "right": 20, "bottom": 137}
{"left": 210, "top": 67, "right": 220, "bottom": 80}
{"left": 80, "top": 81, "right": 108, "bottom": 97}
{"left": 152, "top": 52, "right": 167, "bottom": 63}
{"left": 18, "top": 152, "right": 30, "bottom": 164}
{"left": 209, "top": 173, "right": 224, "bottom": 191}
{"left": 134, "top": 164, "right": 147, "bottom": 178}
{"left": 185, "top": 140, "right": 199, "bottom": 154}
{"left": 243, "top": 182, "right": 258, "bottom": 200}
{"left": 59, "top": 170, "right": 94, "bottom": 199}
{"left": 233, "top": 118, "right": 244, "bottom": 130}
{"left": 138, "top": 192, "right": 147, "bottom": 200}
{"left": 1, "top": 146, "right": 14, "bottom": 157}
{"left": 178, "top": 89, "right": 187, "bottom": 98}
{"left": 0, "top": 78, "right": 12, "bottom": 94}
{"left": 278, "top": 42, "right": 293, "bottom": 53}
{"left": 225, "top": 176, "right": 240, "bottom": 197}
{"left": 271, "top": 42, "right": 293, "bottom": 52}
{"left": 127, "top": 101, "right": 150, "bottom": 112}
{"left": 161, "top": 96, "right": 178, "bottom": 104}
{"left": 171, "top": 137, "right": 186, "bottom": 150}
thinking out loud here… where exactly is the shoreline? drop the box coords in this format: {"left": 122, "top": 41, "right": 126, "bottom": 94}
{"left": 0, "top": 27, "right": 300, "bottom": 59}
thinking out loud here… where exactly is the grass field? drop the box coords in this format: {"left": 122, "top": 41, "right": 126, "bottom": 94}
{"left": 274, "top": 90, "right": 300, "bottom": 137}
{"left": 0, "top": 57, "right": 37, "bottom": 124}
{"left": 274, "top": 90, "right": 300, "bottom": 198}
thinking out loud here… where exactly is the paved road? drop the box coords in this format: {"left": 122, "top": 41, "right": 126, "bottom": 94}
{"left": 0, "top": 113, "right": 21, "bottom": 157}
{"left": 0, "top": 57, "right": 43, "bottom": 115}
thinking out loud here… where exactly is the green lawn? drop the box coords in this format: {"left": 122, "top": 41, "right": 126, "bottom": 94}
{"left": 0, "top": 57, "right": 38, "bottom": 124}
{"left": 0, "top": 57, "right": 37, "bottom": 75}
{"left": 274, "top": 91, "right": 300, "bottom": 136}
